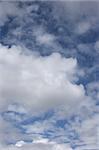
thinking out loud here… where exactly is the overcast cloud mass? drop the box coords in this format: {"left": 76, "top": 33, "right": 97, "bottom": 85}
{"left": 0, "top": 1, "right": 99, "bottom": 150}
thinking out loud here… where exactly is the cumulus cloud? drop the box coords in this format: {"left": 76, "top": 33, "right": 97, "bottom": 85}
{"left": 0, "top": 43, "right": 96, "bottom": 149}
{"left": 0, "top": 44, "right": 85, "bottom": 113}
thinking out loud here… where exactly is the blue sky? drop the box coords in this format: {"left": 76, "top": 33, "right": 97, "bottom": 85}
{"left": 0, "top": 1, "right": 99, "bottom": 150}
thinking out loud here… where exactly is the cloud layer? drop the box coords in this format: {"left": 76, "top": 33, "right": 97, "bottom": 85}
{"left": 0, "top": 1, "right": 99, "bottom": 150}
{"left": 0, "top": 140, "right": 73, "bottom": 150}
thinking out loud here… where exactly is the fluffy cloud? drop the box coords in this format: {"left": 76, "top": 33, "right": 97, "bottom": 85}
{"left": 0, "top": 44, "right": 85, "bottom": 113}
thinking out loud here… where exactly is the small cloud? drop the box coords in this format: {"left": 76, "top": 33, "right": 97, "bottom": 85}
{"left": 34, "top": 27, "right": 56, "bottom": 46}
{"left": 75, "top": 21, "right": 91, "bottom": 35}
{"left": 15, "top": 140, "right": 25, "bottom": 147}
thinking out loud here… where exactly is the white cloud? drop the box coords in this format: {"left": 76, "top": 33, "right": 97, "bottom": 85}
{"left": 74, "top": 114, "right": 99, "bottom": 150}
{"left": 0, "top": 44, "right": 85, "bottom": 114}
{"left": 7, "top": 103, "right": 27, "bottom": 114}
{"left": 0, "top": 140, "right": 73, "bottom": 150}
{"left": 75, "top": 21, "right": 91, "bottom": 34}
{"left": 34, "top": 27, "right": 56, "bottom": 46}
{"left": 0, "top": 115, "right": 21, "bottom": 145}
{"left": 0, "top": 44, "right": 97, "bottom": 149}
{"left": 0, "top": 2, "right": 99, "bottom": 149}
{"left": 15, "top": 141, "right": 25, "bottom": 147}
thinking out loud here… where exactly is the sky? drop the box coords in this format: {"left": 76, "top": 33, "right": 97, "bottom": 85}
{"left": 0, "top": 0, "right": 99, "bottom": 150}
